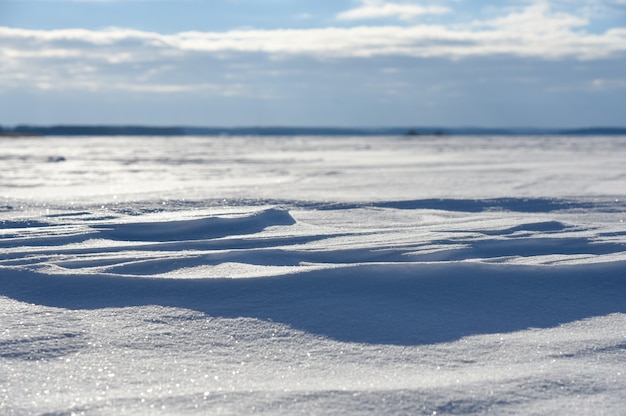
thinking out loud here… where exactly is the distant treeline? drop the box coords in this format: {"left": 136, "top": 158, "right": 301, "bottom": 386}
{"left": 1, "top": 125, "right": 186, "bottom": 136}
{"left": 2, "top": 125, "right": 626, "bottom": 137}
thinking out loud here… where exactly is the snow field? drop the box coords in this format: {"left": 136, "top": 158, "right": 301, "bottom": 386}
{"left": 1, "top": 134, "right": 626, "bottom": 414}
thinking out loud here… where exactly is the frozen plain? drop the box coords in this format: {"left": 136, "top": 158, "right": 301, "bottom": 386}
{"left": 1, "top": 134, "right": 625, "bottom": 415}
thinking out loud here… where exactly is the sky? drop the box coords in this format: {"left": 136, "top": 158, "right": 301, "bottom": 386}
{"left": 0, "top": 0, "right": 625, "bottom": 127}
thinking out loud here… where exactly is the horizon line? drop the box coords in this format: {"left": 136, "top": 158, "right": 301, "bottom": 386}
{"left": 2, "top": 124, "right": 626, "bottom": 137}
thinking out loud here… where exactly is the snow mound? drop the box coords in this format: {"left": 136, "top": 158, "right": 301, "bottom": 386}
{"left": 96, "top": 208, "right": 296, "bottom": 241}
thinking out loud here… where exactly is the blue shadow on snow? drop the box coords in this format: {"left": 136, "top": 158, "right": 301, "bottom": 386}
{"left": 1, "top": 261, "right": 625, "bottom": 346}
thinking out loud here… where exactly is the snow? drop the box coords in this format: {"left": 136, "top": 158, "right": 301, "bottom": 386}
{"left": 1, "top": 135, "right": 626, "bottom": 415}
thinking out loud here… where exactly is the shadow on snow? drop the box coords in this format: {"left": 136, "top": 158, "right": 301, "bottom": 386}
{"left": 1, "top": 261, "right": 625, "bottom": 346}
{"left": 2, "top": 202, "right": 625, "bottom": 346}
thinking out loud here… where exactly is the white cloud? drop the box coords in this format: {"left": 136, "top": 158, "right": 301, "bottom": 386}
{"left": 591, "top": 78, "right": 626, "bottom": 90}
{"left": 337, "top": 0, "right": 451, "bottom": 21}
{"left": 1, "top": 4, "right": 625, "bottom": 93}
{"left": 477, "top": 3, "right": 588, "bottom": 33}
{"left": 2, "top": 5, "right": 624, "bottom": 60}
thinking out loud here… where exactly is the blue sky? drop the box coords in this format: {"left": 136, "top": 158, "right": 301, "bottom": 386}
{"left": 1, "top": 0, "right": 625, "bottom": 127}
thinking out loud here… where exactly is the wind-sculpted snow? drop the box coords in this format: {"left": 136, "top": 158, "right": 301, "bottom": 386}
{"left": 1, "top": 135, "right": 626, "bottom": 415}
{"left": 2, "top": 260, "right": 626, "bottom": 346}
{"left": 2, "top": 201, "right": 626, "bottom": 332}
{"left": 96, "top": 207, "right": 296, "bottom": 242}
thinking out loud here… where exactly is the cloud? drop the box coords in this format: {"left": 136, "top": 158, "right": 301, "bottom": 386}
{"left": 337, "top": 0, "right": 451, "bottom": 21}
{"left": 591, "top": 78, "right": 626, "bottom": 90}
{"left": 476, "top": 3, "right": 590, "bottom": 33}
{"left": 1, "top": 3, "right": 625, "bottom": 94}
{"left": 2, "top": 5, "right": 624, "bottom": 60}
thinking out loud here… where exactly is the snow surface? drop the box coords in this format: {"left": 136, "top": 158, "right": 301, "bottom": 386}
{"left": 1, "top": 135, "right": 626, "bottom": 415}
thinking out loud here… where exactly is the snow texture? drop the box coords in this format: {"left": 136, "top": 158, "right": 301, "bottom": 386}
{"left": 1, "top": 135, "right": 625, "bottom": 415}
